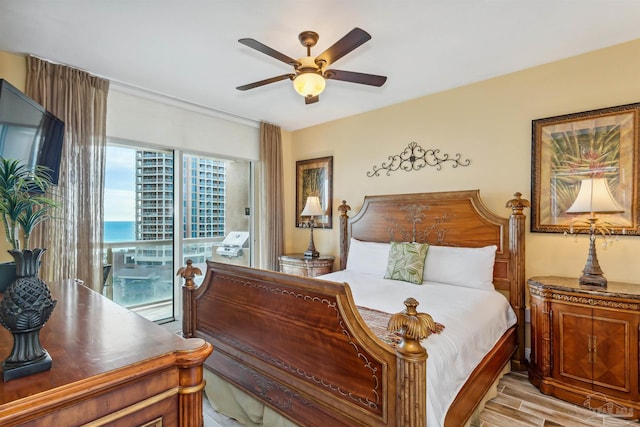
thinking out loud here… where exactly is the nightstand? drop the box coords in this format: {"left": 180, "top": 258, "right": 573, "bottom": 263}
{"left": 279, "top": 253, "right": 334, "bottom": 277}
{"left": 528, "top": 276, "right": 640, "bottom": 418}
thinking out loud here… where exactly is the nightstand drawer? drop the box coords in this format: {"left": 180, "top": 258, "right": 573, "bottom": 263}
{"left": 279, "top": 254, "right": 334, "bottom": 277}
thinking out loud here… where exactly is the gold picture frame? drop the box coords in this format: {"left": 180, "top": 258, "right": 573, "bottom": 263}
{"left": 531, "top": 103, "right": 640, "bottom": 234}
{"left": 296, "top": 156, "right": 333, "bottom": 229}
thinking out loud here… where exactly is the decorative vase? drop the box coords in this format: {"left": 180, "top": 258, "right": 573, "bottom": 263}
{"left": 0, "top": 248, "right": 57, "bottom": 382}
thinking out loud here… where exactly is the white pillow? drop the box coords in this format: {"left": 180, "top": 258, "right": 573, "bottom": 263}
{"left": 422, "top": 245, "right": 497, "bottom": 290}
{"left": 346, "top": 238, "right": 390, "bottom": 277}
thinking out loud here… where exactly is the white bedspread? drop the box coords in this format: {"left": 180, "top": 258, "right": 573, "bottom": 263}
{"left": 318, "top": 270, "right": 517, "bottom": 427}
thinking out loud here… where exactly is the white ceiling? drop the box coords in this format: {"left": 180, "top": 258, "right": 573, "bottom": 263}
{"left": 2, "top": 1, "right": 640, "bottom": 131}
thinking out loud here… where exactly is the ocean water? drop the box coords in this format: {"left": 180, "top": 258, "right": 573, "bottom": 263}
{"left": 104, "top": 221, "right": 135, "bottom": 242}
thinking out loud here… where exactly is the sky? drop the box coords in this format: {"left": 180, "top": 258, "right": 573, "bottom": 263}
{"left": 104, "top": 145, "right": 136, "bottom": 221}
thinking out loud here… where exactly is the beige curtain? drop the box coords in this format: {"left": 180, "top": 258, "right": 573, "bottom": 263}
{"left": 258, "top": 122, "right": 284, "bottom": 270}
{"left": 26, "top": 56, "right": 109, "bottom": 292}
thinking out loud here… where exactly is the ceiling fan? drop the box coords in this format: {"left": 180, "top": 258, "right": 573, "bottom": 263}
{"left": 236, "top": 27, "right": 387, "bottom": 104}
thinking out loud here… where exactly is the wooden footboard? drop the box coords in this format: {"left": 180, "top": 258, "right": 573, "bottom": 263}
{"left": 184, "top": 262, "right": 428, "bottom": 426}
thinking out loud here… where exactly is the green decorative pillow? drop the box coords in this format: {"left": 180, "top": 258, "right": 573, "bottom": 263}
{"left": 384, "top": 242, "right": 430, "bottom": 284}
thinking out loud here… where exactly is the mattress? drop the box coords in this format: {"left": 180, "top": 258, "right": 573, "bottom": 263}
{"left": 318, "top": 270, "right": 517, "bottom": 426}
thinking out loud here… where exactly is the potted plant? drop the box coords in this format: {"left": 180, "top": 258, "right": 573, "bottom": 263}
{"left": 0, "top": 157, "right": 59, "bottom": 380}
{"left": 0, "top": 157, "right": 57, "bottom": 291}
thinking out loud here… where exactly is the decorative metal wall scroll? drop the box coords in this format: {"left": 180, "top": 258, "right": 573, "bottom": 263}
{"left": 367, "top": 141, "right": 470, "bottom": 177}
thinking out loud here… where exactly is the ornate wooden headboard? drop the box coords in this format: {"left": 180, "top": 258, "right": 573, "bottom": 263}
{"left": 337, "top": 189, "right": 529, "bottom": 369}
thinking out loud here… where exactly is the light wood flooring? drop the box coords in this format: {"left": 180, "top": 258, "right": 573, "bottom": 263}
{"left": 478, "top": 371, "right": 638, "bottom": 426}
{"left": 203, "top": 371, "right": 640, "bottom": 426}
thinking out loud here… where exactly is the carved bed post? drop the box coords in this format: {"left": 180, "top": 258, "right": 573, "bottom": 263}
{"left": 177, "top": 260, "right": 202, "bottom": 338}
{"left": 506, "top": 192, "right": 530, "bottom": 371}
{"left": 338, "top": 200, "right": 351, "bottom": 270}
{"left": 388, "top": 298, "right": 438, "bottom": 427}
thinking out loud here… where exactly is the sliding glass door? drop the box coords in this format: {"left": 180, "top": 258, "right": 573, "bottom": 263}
{"left": 103, "top": 145, "right": 175, "bottom": 322}
{"left": 103, "top": 142, "right": 252, "bottom": 323}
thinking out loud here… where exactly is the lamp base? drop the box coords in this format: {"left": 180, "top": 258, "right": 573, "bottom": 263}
{"left": 304, "top": 249, "right": 319, "bottom": 258}
{"left": 578, "top": 228, "right": 607, "bottom": 288}
{"left": 579, "top": 273, "right": 607, "bottom": 288}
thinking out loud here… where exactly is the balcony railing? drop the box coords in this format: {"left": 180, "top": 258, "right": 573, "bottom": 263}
{"left": 103, "top": 236, "right": 248, "bottom": 322}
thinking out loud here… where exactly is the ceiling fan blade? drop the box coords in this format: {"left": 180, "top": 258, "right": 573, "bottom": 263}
{"left": 239, "top": 38, "right": 300, "bottom": 66}
{"left": 315, "top": 28, "right": 371, "bottom": 68}
{"left": 236, "top": 74, "right": 294, "bottom": 91}
{"left": 324, "top": 69, "right": 387, "bottom": 87}
{"left": 305, "top": 95, "right": 319, "bottom": 105}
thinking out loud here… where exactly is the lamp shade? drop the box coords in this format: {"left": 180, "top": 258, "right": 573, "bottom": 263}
{"left": 293, "top": 72, "right": 325, "bottom": 98}
{"left": 566, "top": 178, "right": 624, "bottom": 214}
{"left": 301, "top": 196, "right": 324, "bottom": 217}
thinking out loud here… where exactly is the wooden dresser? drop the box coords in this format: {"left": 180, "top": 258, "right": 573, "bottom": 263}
{"left": 528, "top": 276, "right": 640, "bottom": 419}
{"left": 0, "top": 279, "right": 213, "bottom": 427}
{"left": 279, "top": 253, "right": 334, "bottom": 277}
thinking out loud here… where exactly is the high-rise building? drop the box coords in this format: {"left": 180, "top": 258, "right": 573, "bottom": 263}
{"left": 133, "top": 151, "right": 227, "bottom": 268}
{"left": 183, "top": 156, "right": 226, "bottom": 238}
{"left": 136, "top": 151, "right": 174, "bottom": 241}
{"left": 134, "top": 151, "right": 227, "bottom": 241}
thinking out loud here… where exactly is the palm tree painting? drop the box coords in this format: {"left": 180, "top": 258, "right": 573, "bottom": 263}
{"left": 549, "top": 123, "right": 621, "bottom": 218}
{"left": 533, "top": 104, "right": 638, "bottom": 233}
{"left": 296, "top": 156, "right": 333, "bottom": 228}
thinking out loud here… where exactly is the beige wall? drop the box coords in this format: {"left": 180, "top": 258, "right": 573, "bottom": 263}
{"left": 0, "top": 52, "right": 27, "bottom": 260}
{"left": 280, "top": 128, "right": 296, "bottom": 253}
{"left": 0, "top": 51, "right": 26, "bottom": 91}
{"left": 287, "top": 38, "right": 640, "bottom": 285}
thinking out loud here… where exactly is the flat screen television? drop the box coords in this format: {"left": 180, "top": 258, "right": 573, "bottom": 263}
{"left": 0, "top": 79, "right": 64, "bottom": 184}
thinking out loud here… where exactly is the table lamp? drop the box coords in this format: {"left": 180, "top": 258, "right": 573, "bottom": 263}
{"left": 301, "top": 196, "right": 324, "bottom": 258}
{"left": 566, "top": 177, "right": 623, "bottom": 287}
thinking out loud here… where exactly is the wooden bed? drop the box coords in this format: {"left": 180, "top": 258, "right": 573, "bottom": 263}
{"left": 182, "top": 189, "right": 529, "bottom": 427}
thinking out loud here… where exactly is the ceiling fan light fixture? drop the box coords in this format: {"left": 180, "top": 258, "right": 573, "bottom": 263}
{"left": 238, "top": 28, "right": 385, "bottom": 103}
{"left": 293, "top": 71, "right": 325, "bottom": 98}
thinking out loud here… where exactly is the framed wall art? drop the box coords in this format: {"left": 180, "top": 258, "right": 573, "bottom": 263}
{"left": 531, "top": 103, "right": 640, "bottom": 234}
{"left": 296, "top": 156, "right": 333, "bottom": 229}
